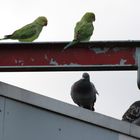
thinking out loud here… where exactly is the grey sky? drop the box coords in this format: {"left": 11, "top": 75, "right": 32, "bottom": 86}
{"left": 0, "top": 0, "right": 140, "bottom": 119}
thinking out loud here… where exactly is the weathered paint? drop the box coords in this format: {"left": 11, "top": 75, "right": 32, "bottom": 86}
{"left": 0, "top": 41, "right": 139, "bottom": 71}
{"left": 119, "top": 59, "right": 127, "bottom": 65}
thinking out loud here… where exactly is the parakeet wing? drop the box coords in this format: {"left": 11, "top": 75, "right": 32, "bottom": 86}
{"left": 10, "top": 24, "right": 37, "bottom": 39}
{"left": 74, "top": 21, "right": 94, "bottom": 41}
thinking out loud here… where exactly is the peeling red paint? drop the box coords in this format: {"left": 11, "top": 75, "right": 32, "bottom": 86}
{"left": 0, "top": 42, "right": 137, "bottom": 68}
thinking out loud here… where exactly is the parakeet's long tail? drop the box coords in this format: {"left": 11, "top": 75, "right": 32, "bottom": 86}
{"left": 63, "top": 40, "right": 79, "bottom": 50}
{"left": 4, "top": 35, "right": 12, "bottom": 39}
{"left": 0, "top": 38, "right": 6, "bottom": 40}
{"left": 0, "top": 35, "right": 12, "bottom": 40}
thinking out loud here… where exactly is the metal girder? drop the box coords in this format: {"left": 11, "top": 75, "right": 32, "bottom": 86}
{"left": 1, "top": 41, "right": 140, "bottom": 88}
{"left": 0, "top": 41, "right": 139, "bottom": 72}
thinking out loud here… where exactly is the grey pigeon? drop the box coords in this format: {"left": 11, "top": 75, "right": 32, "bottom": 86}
{"left": 122, "top": 101, "right": 140, "bottom": 126}
{"left": 71, "top": 73, "right": 99, "bottom": 111}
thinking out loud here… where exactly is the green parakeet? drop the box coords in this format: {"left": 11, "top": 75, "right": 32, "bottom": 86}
{"left": 0, "top": 16, "right": 47, "bottom": 42}
{"left": 63, "top": 12, "right": 95, "bottom": 50}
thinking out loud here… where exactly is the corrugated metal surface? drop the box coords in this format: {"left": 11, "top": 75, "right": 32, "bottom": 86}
{"left": 0, "top": 97, "right": 5, "bottom": 140}
{"left": 4, "top": 99, "right": 119, "bottom": 140}
{"left": 0, "top": 82, "right": 140, "bottom": 140}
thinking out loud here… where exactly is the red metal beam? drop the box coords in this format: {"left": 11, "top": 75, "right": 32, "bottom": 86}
{"left": 0, "top": 41, "right": 139, "bottom": 72}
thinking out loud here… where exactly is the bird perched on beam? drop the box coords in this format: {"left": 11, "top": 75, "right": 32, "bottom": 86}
{"left": 122, "top": 101, "right": 140, "bottom": 126}
{"left": 63, "top": 12, "right": 95, "bottom": 50}
{"left": 71, "top": 73, "right": 99, "bottom": 111}
{"left": 0, "top": 16, "right": 47, "bottom": 42}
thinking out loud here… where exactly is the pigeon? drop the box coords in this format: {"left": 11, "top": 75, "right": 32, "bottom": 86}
{"left": 133, "top": 117, "right": 140, "bottom": 126}
{"left": 122, "top": 101, "right": 140, "bottom": 126}
{"left": 71, "top": 73, "right": 98, "bottom": 111}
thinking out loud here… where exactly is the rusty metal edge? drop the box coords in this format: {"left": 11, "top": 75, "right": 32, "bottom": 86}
{"left": 0, "top": 40, "right": 140, "bottom": 48}
{"left": 0, "top": 65, "right": 137, "bottom": 72}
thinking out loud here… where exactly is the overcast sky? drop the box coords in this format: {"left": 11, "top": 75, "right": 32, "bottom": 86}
{"left": 0, "top": 0, "right": 140, "bottom": 119}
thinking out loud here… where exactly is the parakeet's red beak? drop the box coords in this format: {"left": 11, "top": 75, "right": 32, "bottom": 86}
{"left": 44, "top": 22, "right": 47, "bottom": 26}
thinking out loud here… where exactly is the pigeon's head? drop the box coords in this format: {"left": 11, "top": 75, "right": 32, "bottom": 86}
{"left": 35, "top": 16, "right": 48, "bottom": 26}
{"left": 132, "top": 101, "right": 140, "bottom": 107}
{"left": 82, "top": 73, "right": 90, "bottom": 80}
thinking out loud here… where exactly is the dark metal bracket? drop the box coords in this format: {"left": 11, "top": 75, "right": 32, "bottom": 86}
{"left": 136, "top": 47, "right": 140, "bottom": 89}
